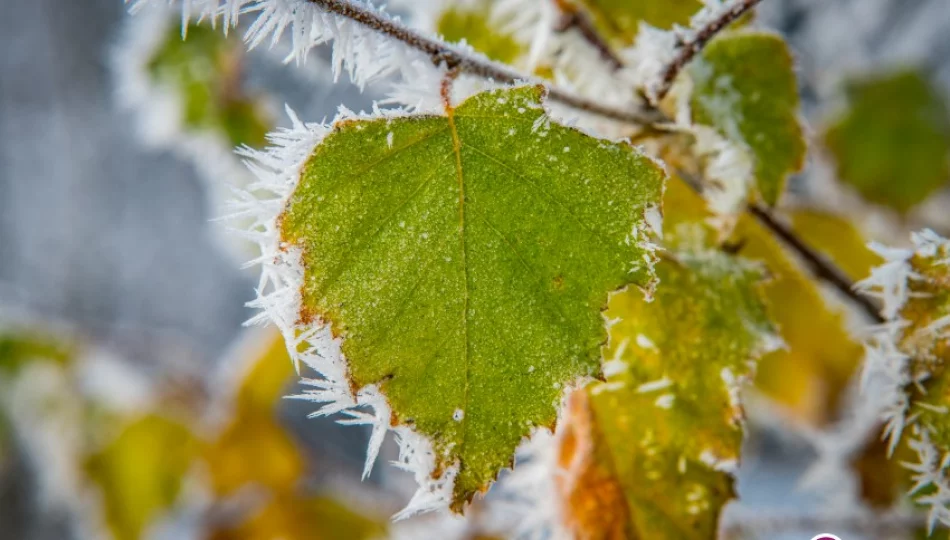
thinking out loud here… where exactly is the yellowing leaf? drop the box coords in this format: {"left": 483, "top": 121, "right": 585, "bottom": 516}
{"left": 437, "top": 3, "right": 523, "bottom": 64}
{"left": 204, "top": 329, "right": 303, "bottom": 496}
{"left": 556, "top": 252, "right": 775, "bottom": 539}
{"left": 824, "top": 70, "right": 950, "bottom": 213}
{"left": 280, "top": 85, "right": 665, "bottom": 507}
{"left": 564, "top": 0, "right": 702, "bottom": 45}
{"left": 788, "top": 209, "right": 883, "bottom": 282}
{"left": 85, "top": 415, "right": 198, "bottom": 540}
{"left": 209, "top": 494, "right": 386, "bottom": 540}
{"left": 690, "top": 32, "right": 806, "bottom": 206}
{"left": 148, "top": 20, "right": 270, "bottom": 148}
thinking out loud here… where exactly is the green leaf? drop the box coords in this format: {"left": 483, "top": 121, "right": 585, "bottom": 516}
{"left": 280, "top": 85, "right": 666, "bottom": 507}
{"left": 824, "top": 70, "right": 950, "bottom": 213}
{"left": 689, "top": 32, "right": 806, "bottom": 206}
{"left": 0, "top": 332, "right": 72, "bottom": 376}
{"left": 556, "top": 252, "right": 775, "bottom": 539}
{"left": 436, "top": 3, "right": 523, "bottom": 65}
{"left": 148, "top": 21, "right": 270, "bottom": 148}
{"left": 565, "top": 0, "right": 702, "bottom": 45}
{"left": 85, "top": 415, "right": 198, "bottom": 540}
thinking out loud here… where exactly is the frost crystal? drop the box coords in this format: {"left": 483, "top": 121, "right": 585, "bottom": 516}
{"left": 858, "top": 230, "right": 950, "bottom": 529}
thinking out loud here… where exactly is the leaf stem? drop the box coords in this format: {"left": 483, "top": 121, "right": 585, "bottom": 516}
{"left": 654, "top": 0, "right": 763, "bottom": 102}
{"left": 305, "top": 0, "right": 663, "bottom": 125}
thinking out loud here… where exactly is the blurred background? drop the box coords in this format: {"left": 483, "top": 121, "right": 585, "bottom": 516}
{"left": 1, "top": 0, "right": 949, "bottom": 538}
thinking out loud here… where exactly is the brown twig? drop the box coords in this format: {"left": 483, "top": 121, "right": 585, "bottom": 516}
{"left": 654, "top": 0, "right": 763, "bottom": 102}
{"left": 305, "top": 0, "right": 663, "bottom": 125}
{"left": 677, "top": 172, "right": 884, "bottom": 323}
{"left": 552, "top": 1, "right": 624, "bottom": 70}
{"left": 746, "top": 202, "right": 885, "bottom": 323}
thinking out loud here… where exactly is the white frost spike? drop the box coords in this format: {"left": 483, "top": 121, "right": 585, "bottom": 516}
{"left": 689, "top": 125, "right": 755, "bottom": 222}
{"left": 232, "top": 104, "right": 460, "bottom": 517}
{"left": 857, "top": 230, "right": 950, "bottom": 529}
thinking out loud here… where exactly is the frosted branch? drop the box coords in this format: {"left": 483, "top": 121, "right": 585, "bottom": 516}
{"left": 653, "top": 0, "right": 764, "bottom": 102}
{"left": 306, "top": 0, "right": 662, "bottom": 124}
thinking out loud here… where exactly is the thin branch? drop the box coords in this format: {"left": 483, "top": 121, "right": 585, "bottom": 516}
{"left": 552, "top": 1, "right": 624, "bottom": 70}
{"left": 654, "top": 0, "right": 763, "bottom": 102}
{"left": 746, "top": 202, "right": 885, "bottom": 323}
{"left": 306, "top": 0, "right": 664, "bottom": 125}
{"left": 677, "top": 172, "right": 884, "bottom": 323}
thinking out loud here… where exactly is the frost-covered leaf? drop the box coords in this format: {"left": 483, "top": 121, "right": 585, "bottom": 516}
{"left": 85, "top": 415, "right": 199, "bottom": 540}
{"left": 565, "top": 0, "right": 702, "bottom": 45}
{"left": 148, "top": 20, "right": 270, "bottom": 148}
{"left": 664, "top": 178, "right": 866, "bottom": 423}
{"left": 275, "top": 85, "right": 665, "bottom": 508}
{"left": 858, "top": 231, "right": 950, "bottom": 528}
{"left": 555, "top": 252, "right": 775, "bottom": 538}
{"left": 689, "top": 32, "right": 805, "bottom": 206}
{"left": 824, "top": 70, "right": 950, "bottom": 213}
{"left": 436, "top": 2, "right": 524, "bottom": 64}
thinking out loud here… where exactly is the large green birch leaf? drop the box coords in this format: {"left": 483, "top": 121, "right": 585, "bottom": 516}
{"left": 689, "top": 32, "right": 806, "bottom": 206}
{"left": 280, "top": 85, "right": 666, "bottom": 507}
{"left": 555, "top": 252, "right": 776, "bottom": 538}
{"left": 824, "top": 70, "right": 950, "bottom": 213}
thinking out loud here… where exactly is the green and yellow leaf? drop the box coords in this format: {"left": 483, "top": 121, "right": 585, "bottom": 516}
{"left": 556, "top": 251, "right": 776, "bottom": 539}
{"left": 279, "top": 85, "right": 666, "bottom": 507}
{"left": 562, "top": 0, "right": 702, "bottom": 46}
{"left": 437, "top": 2, "right": 524, "bottom": 65}
{"left": 663, "top": 178, "right": 867, "bottom": 424}
{"left": 824, "top": 70, "right": 950, "bottom": 213}
{"left": 689, "top": 32, "right": 806, "bottom": 206}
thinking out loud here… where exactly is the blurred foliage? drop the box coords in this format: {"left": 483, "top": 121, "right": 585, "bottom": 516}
{"left": 561, "top": 0, "right": 701, "bottom": 45}
{"left": 210, "top": 494, "right": 385, "bottom": 540}
{"left": 824, "top": 70, "right": 950, "bottom": 213}
{"left": 436, "top": 3, "right": 523, "bottom": 64}
{"left": 148, "top": 21, "right": 270, "bottom": 148}
{"left": 0, "top": 331, "right": 73, "bottom": 376}
{"left": 86, "top": 415, "right": 199, "bottom": 540}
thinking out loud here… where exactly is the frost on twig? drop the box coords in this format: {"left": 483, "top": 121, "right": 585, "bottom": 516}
{"left": 857, "top": 230, "right": 950, "bottom": 531}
